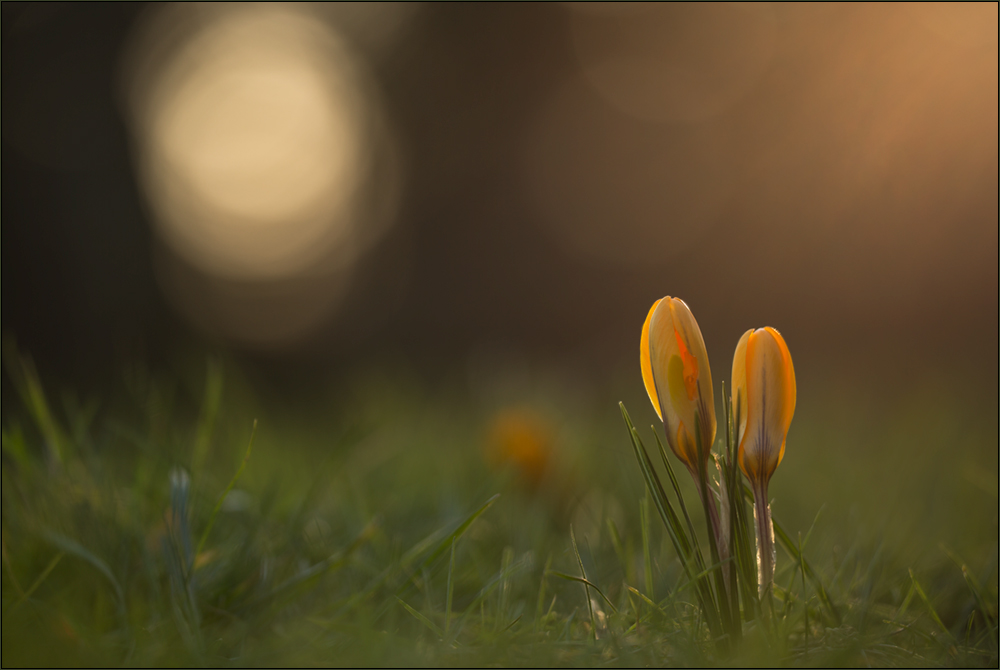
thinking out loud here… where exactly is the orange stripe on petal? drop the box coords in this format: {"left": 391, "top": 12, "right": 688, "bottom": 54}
{"left": 667, "top": 298, "right": 716, "bottom": 450}
{"left": 673, "top": 328, "right": 699, "bottom": 401}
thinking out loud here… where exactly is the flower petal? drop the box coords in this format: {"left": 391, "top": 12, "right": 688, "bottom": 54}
{"left": 668, "top": 298, "right": 716, "bottom": 452}
{"left": 648, "top": 297, "right": 717, "bottom": 469}
{"left": 739, "top": 328, "right": 793, "bottom": 483}
{"left": 648, "top": 298, "right": 693, "bottom": 458}
{"left": 763, "top": 326, "right": 795, "bottom": 467}
{"left": 731, "top": 329, "right": 752, "bottom": 447}
{"left": 640, "top": 298, "right": 665, "bottom": 421}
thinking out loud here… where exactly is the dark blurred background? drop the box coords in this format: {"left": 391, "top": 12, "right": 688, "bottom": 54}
{"left": 3, "top": 2, "right": 997, "bottom": 398}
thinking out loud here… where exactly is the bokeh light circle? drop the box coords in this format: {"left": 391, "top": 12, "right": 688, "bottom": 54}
{"left": 121, "top": 4, "right": 401, "bottom": 347}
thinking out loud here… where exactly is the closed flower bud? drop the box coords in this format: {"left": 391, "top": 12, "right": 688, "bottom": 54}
{"left": 640, "top": 297, "right": 716, "bottom": 473}
{"left": 731, "top": 327, "right": 796, "bottom": 486}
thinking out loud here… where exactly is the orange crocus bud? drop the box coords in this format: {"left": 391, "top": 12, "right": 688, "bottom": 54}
{"left": 731, "top": 327, "right": 796, "bottom": 486}
{"left": 640, "top": 297, "right": 717, "bottom": 473}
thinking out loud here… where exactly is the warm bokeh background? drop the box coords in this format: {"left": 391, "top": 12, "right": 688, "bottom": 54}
{"left": 1, "top": 7, "right": 997, "bottom": 665}
{"left": 3, "top": 2, "right": 997, "bottom": 396}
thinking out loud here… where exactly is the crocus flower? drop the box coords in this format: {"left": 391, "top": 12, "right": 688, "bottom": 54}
{"left": 640, "top": 297, "right": 717, "bottom": 475}
{"left": 731, "top": 327, "right": 796, "bottom": 487}
{"left": 731, "top": 326, "right": 796, "bottom": 597}
{"left": 642, "top": 297, "right": 734, "bottom": 604}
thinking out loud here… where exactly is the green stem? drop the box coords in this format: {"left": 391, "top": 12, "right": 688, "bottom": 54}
{"left": 693, "top": 443, "right": 733, "bottom": 649}
{"left": 752, "top": 478, "right": 775, "bottom": 609}
{"left": 694, "top": 472, "right": 733, "bottom": 604}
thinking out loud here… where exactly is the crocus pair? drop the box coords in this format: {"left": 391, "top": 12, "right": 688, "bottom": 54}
{"left": 640, "top": 296, "right": 796, "bottom": 595}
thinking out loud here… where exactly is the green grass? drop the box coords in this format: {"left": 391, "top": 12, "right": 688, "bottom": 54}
{"left": 1, "top": 350, "right": 997, "bottom": 667}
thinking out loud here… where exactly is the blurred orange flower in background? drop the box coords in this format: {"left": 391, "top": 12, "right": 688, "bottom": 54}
{"left": 484, "top": 407, "right": 554, "bottom": 491}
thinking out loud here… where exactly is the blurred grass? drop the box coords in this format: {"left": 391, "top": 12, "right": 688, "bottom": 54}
{"left": 1, "top": 348, "right": 996, "bottom": 667}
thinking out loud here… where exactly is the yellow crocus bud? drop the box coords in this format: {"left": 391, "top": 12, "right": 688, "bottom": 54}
{"left": 731, "top": 327, "right": 796, "bottom": 486}
{"left": 640, "top": 297, "right": 717, "bottom": 473}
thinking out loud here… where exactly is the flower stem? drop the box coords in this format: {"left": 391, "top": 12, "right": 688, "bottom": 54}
{"left": 752, "top": 478, "right": 775, "bottom": 609}
{"left": 697, "top": 476, "right": 730, "bottom": 589}
{"left": 693, "top": 462, "right": 735, "bottom": 646}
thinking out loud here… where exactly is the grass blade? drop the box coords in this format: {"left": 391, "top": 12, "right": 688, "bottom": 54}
{"left": 908, "top": 568, "right": 954, "bottom": 641}
{"left": 640, "top": 495, "right": 655, "bottom": 600}
{"left": 673, "top": 556, "right": 736, "bottom": 595}
{"left": 960, "top": 565, "right": 997, "bottom": 646}
{"left": 249, "top": 518, "right": 379, "bottom": 610}
{"left": 374, "top": 493, "right": 503, "bottom": 616}
{"left": 41, "top": 531, "right": 124, "bottom": 609}
{"left": 723, "top": 387, "right": 755, "bottom": 625}
{"left": 535, "top": 554, "right": 552, "bottom": 631}
{"left": 941, "top": 546, "right": 998, "bottom": 648}
{"left": 620, "top": 403, "right": 721, "bottom": 638}
{"left": 6, "top": 551, "right": 63, "bottom": 615}
{"left": 402, "top": 493, "right": 500, "bottom": 576}
{"left": 549, "top": 572, "right": 618, "bottom": 614}
{"left": 191, "top": 358, "right": 223, "bottom": 477}
{"left": 651, "top": 430, "right": 701, "bottom": 567}
{"left": 772, "top": 516, "right": 841, "bottom": 625}
{"left": 626, "top": 585, "right": 666, "bottom": 618}
{"left": 463, "top": 552, "right": 533, "bottom": 616}
{"left": 397, "top": 596, "right": 443, "bottom": 637}
{"left": 445, "top": 540, "right": 456, "bottom": 638}
{"left": 196, "top": 419, "right": 256, "bottom": 557}
{"left": 3, "top": 341, "right": 68, "bottom": 465}
{"left": 621, "top": 406, "right": 693, "bottom": 566}
{"left": 693, "top": 419, "right": 733, "bottom": 644}
{"left": 570, "top": 526, "right": 597, "bottom": 640}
